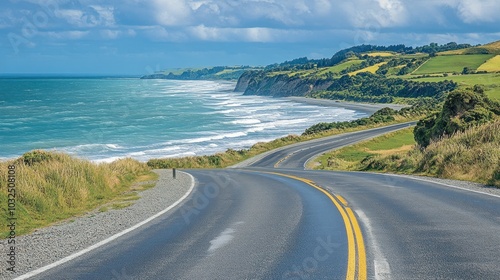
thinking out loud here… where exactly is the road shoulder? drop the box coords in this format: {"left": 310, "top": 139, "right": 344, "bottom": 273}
{"left": 0, "top": 169, "right": 193, "bottom": 279}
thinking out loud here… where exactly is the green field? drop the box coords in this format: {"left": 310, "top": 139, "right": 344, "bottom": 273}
{"left": 413, "top": 54, "right": 495, "bottom": 75}
{"left": 409, "top": 73, "right": 500, "bottom": 100}
{"left": 317, "top": 59, "right": 363, "bottom": 75}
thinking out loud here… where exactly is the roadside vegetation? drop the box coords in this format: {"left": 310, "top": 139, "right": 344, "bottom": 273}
{"left": 0, "top": 151, "right": 156, "bottom": 237}
{"left": 312, "top": 87, "right": 500, "bottom": 187}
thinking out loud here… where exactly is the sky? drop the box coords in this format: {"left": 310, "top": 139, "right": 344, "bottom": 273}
{"left": 1, "top": 0, "right": 499, "bottom": 75}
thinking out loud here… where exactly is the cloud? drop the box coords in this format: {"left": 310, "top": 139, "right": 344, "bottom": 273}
{"left": 454, "top": 0, "right": 499, "bottom": 23}
{"left": 153, "top": 0, "right": 193, "bottom": 26}
{"left": 54, "top": 5, "right": 115, "bottom": 27}
{"left": 188, "top": 25, "right": 274, "bottom": 42}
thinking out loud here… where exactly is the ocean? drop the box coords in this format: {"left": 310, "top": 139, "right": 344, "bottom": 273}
{"left": 0, "top": 78, "right": 365, "bottom": 162}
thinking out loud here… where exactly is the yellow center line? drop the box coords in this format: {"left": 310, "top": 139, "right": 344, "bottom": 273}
{"left": 346, "top": 207, "right": 367, "bottom": 280}
{"left": 274, "top": 153, "right": 293, "bottom": 168}
{"left": 336, "top": 195, "right": 349, "bottom": 207}
{"left": 264, "top": 172, "right": 362, "bottom": 280}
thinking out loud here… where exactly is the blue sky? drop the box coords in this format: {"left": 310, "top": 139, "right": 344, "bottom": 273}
{"left": 1, "top": 0, "right": 499, "bottom": 75}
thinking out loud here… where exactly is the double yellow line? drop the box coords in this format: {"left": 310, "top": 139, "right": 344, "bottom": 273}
{"left": 268, "top": 172, "right": 367, "bottom": 280}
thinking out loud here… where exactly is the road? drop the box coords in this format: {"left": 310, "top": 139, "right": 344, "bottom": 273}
{"left": 22, "top": 122, "right": 500, "bottom": 280}
{"left": 233, "top": 122, "right": 417, "bottom": 169}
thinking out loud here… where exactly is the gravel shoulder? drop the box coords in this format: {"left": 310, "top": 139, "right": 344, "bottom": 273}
{"left": 0, "top": 169, "right": 193, "bottom": 280}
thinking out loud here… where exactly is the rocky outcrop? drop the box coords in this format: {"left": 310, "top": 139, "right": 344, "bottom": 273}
{"left": 235, "top": 71, "right": 333, "bottom": 97}
{"left": 234, "top": 71, "right": 255, "bottom": 92}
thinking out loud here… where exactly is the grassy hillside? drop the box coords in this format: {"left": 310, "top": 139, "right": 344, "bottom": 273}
{"left": 408, "top": 73, "right": 500, "bottom": 100}
{"left": 241, "top": 41, "right": 500, "bottom": 105}
{"left": 312, "top": 88, "right": 500, "bottom": 187}
{"left": 412, "top": 54, "right": 494, "bottom": 74}
{"left": 0, "top": 151, "right": 156, "bottom": 237}
{"left": 439, "top": 40, "right": 500, "bottom": 55}
{"left": 365, "top": 52, "right": 395, "bottom": 57}
{"left": 349, "top": 62, "right": 387, "bottom": 75}
{"left": 477, "top": 55, "right": 500, "bottom": 72}
{"left": 317, "top": 59, "right": 363, "bottom": 76}
{"left": 312, "top": 121, "right": 500, "bottom": 187}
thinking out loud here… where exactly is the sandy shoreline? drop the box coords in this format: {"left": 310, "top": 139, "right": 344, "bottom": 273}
{"left": 287, "top": 97, "right": 409, "bottom": 115}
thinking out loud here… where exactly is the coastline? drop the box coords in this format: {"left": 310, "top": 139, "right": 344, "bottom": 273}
{"left": 287, "top": 97, "right": 409, "bottom": 115}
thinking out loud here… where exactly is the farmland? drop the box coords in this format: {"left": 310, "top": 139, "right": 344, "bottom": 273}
{"left": 409, "top": 73, "right": 500, "bottom": 100}
{"left": 477, "top": 55, "right": 500, "bottom": 72}
{"left": 412, "top": 54, "right": 495, "bottom": 74}
{"left": 349, "top": 62, "right": 387, "bottom": 76}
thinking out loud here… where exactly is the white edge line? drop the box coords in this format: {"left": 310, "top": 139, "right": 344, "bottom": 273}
{"left": 381, "top": 172, "right": 500, "bottom": 199}
{"left": 14, "top": 171, "right": 196, "bottom": 280}
{"left": 343, "top": 170, "right": 500, "bottom": 199}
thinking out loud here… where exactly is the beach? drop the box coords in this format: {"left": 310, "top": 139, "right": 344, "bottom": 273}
{"left": 287, "top": 97, "right": 409, "bottom": 115}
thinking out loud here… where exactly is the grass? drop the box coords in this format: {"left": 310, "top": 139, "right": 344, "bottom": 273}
{"left": 408, "top": 73, "right": 500, "bottom": 100}
{"left": 412, "top": 54, "right": 495, "bottom": 75}
{"left": 313, "top": 121, "right": 500, "bottom": 187}
{"left": 312, "top": 128, "right": 415, "bottom": 169}
{"left": 111, "top": 202, "right": 134, "bottom": 210}
{"left": 477, "top": 55, "right": 500, "bottom": 72}
{"left": 349, "top": 62, "right": 387, "bottom": 76}
{"left": 318, "top": 60, "right": 363, "bottom": 75}
{"left": 439, "top": 41, "right": 500, "bottom": 55}
{"left": 365, "top": 52, "right": 395, "bottom": 57}
{"left": 266, "top": 59, "right": 365, "bottom": 79}
{"left": 0, "top": 151, "right": 157, "bottom": 237}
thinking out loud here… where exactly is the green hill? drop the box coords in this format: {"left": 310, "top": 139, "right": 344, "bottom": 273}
{"left": 236, "top": 40, "right": 500, "bottom": 103}
{"left": 438, "top": 40, "right": 500, "bottom": 55}
{"left": 141, "top": 66, "right": 262, "bottom": 80}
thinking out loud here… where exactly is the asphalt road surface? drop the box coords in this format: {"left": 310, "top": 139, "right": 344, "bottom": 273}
{"left": 23, "top": 122, "right": 500, "bottom": 280}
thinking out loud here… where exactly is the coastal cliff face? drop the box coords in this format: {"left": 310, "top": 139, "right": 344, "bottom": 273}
{"left": 234, "top": 70, "right": 255, "bottom": 92}
{"left": 235, "top": 71, "right": 333, "bottom": 97}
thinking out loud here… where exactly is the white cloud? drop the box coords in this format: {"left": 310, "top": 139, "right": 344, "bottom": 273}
{"left": 454, "top": 0, "right": 499, "bottom": 23}
{"left": 341, "top": 0, "right": 408, "bottom": 29}
{"left": 153, "top": 0, "right": 193, "bottom": 26}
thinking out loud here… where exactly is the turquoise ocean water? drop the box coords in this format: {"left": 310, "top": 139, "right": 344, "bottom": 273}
{"left": 0, "top": 78, "right": 364, "bottom": 162}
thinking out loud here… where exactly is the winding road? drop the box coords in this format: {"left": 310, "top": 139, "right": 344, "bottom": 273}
{"left": 24, "top": 122, "right": 500, "bottom": 280}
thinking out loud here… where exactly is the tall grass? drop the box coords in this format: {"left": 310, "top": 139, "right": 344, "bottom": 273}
{"left": 0, "top": 151, "right": 152, "bottom": 237}
{"left": 332, "top": 120, "right": 500, "bottom": 187}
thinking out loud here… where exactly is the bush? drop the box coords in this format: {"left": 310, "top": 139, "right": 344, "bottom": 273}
{"left": 414, "top": 87, "right": 500, "bottom": 147}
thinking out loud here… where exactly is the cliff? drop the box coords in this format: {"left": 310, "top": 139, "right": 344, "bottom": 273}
{"left": 234, "top": 71, "right": 255, "bottom": 92}
{"left": 235, "top": 71, "right": 333, "bottom": 97}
